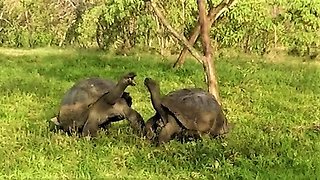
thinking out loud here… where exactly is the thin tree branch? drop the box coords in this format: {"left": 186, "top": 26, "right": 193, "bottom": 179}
{"left": 211, "top": 0, "right": 237, "bottom": 23}
{"left": 148, "top": 0, "right": 204, "bottom": 65}
{"left": 173, "top": 0, "right": 237, "bottom": 68}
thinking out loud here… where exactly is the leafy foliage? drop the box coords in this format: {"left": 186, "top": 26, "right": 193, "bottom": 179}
{"left": 283, "top": 0, "right": 320, "bottom": 56}
{"left": 0, "top": 0, "right": 319, "bottom": 56}
{"left": 213, "top": 0, "right": 320, "bottom": 55}
{"left": 212, "top": 0, "right": 274, "bottom": 54}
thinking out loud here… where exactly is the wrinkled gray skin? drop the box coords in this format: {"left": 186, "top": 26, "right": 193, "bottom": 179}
{"left": 144, "top": 77, "right": 229, "bottom": 145}
{"left": 51, "top": 72, "right": 145, "bottom": 137}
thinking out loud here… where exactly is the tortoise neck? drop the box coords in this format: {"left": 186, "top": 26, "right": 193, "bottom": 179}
{"left": 101, "top": 81, "right": 128, "bottom": 104}
{"left": 148, "top": 86, "right": 162, "bottom": 111}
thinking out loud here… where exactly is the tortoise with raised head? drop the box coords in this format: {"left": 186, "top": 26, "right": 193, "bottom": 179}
{"left": 144, "top": 77, "right": 229, "bottom": 145}
{"left": 50, "top": 72, "right": 145, "bottom": 137}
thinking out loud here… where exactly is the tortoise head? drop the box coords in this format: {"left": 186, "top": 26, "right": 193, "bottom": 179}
{"left": 121, "top": 72, "right": 137, "bottom": 86}
{"left": 144, "top": 77, "right": 159, "bottom": 91}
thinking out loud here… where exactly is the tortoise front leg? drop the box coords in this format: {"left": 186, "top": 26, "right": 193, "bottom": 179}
{"left": 145, "top": 114, "right": 161, "bottom": 140}
{"left": 157, "top": 116, "right": 181, "bottom": 145}
{"left": 124, "top": 107, "right": 146, "bottom": 136}
{"left": 209, "top": 111, "right": 229, "bottom": 137}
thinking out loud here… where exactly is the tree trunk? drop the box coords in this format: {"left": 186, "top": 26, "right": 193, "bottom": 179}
{"left": 203, "top": 55, "right": 220, "bottom": 101}
{"left": 197, "top": 0, "right": 220, "bottom": 102}
{"left": 173, "top": 0, "right": 237, "bottom": 68}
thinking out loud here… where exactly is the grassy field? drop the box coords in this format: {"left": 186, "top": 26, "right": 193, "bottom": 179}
{"left": 0, "top": 48, "right": 319, "bottom": 179}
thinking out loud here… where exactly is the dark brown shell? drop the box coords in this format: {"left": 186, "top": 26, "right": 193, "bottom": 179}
{"left": 62, "top": 78, "right": 110, "bottom": 105}
{"left": 57, "top": 77, "right": 132, "bottom": 129}
{"left": 161, "top": 88, "right": 223, "bottom": 131}
{"left": 60, "top": 77, "right": 132, "bottom": 108}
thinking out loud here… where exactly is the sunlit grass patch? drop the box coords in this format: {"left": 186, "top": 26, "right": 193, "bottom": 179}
{"left": 0, "top": 48, "right": 319, "bottom": 179}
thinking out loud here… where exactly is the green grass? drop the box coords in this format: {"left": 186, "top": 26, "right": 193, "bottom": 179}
{"left": 0, "top": 47, "right": 319, "bottom": 179}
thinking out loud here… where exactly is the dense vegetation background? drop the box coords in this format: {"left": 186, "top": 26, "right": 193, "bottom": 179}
{"left": 0, "top": 0, "right": 319, "bottom": 57}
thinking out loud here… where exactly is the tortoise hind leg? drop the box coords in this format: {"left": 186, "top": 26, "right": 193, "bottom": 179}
{"left": 82, "top": 116, "right": 99, "bottom": 137}
{"left": 49, "top": 117, "right": 62, "bottom": 132}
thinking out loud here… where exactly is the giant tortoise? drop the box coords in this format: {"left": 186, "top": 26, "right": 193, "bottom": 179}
{"left": 51, "top": 72, "right": 145, "bottom": 137}
{"left": 144, "top": 77, "right": 229, "bottom": 145}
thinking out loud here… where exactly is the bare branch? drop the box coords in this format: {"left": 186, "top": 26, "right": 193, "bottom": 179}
{"left": 148, "top": 0, "right": 204, "bottom": 65}
{"left": 174, "top": 0, "right": 237, "bottom": 68}
{"left": 211, "top": 0, "right": 237, "bottom": 23}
